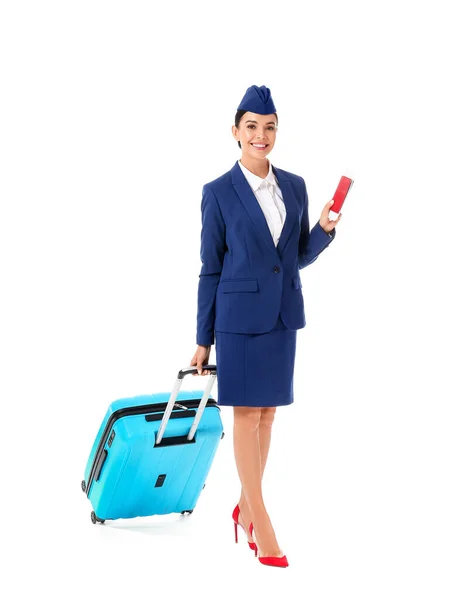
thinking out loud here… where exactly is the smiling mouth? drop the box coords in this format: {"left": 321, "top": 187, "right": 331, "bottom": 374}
{"left": 251, "top": 143, "right": 269, "bottom": 149}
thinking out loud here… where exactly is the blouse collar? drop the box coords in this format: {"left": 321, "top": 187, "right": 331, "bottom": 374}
{"left": 237, "top": 159, "right": 278, "bottom": 192}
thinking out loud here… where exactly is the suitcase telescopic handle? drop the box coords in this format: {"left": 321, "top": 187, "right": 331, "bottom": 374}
{"left": 177, "top": 365, "right": 217, "bottom": 378}
{"left": 155, "top": 365, "right": 217, "bottom": 445}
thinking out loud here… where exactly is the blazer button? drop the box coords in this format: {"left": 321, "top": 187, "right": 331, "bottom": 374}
{"left": 273, "top": 266, "right": 281, "bottom": 273}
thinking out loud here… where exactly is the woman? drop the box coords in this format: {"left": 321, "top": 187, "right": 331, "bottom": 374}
{"left": 190, "top": 85, "right": 341, "bottom": 567}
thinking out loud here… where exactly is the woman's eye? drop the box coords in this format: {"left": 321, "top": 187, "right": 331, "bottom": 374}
{"left": 247, "top": 125, "right": 276, "bottom": 130}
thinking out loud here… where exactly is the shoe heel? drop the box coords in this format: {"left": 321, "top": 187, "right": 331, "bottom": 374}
{"left": 232, "top": 504, "right": 256, "bottom": 552}
{"left": 249, "top": 523, "right": 257, "bottom": 555}
{"left": 250, "top": 521, "right": 288, "bottom": 567}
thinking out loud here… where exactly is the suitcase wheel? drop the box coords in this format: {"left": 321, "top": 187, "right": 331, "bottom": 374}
{"left": 81, "top": 480, "right": 86, "bottom": 492}
{"left": 90, "top": 511, "right": 105, "bottom": 525}
{"left": 181, "top": 510, "right": 193, "bottom": 515}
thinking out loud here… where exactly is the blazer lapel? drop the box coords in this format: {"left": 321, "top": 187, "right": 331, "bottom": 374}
{"left": 272, "top": 165, "right": 297, "bottom": 254}
{"left": 230, "top": 161, "right": 298, "bottom": 254}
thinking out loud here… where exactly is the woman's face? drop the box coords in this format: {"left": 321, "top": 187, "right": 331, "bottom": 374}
{"left": 232, "top": 112, "right": 278, "bottom": 159}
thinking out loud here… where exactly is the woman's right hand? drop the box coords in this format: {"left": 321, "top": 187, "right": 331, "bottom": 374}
{"left": 190, "top": 345, "right": 211, "bottom": 376}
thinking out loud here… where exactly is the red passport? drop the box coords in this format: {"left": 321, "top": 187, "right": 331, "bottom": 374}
{"left": 331, "top": 176, "right": 353, "bottom": 214}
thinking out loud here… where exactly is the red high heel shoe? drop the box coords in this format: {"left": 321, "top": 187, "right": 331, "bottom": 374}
{"left": 250, "top": 522, "right": 289, "bottom": 567}
{"left": 258, "top": 555, "right": 289, "bottom": 568}
{"left": 232, "top": 504, "right": 257, "bottom": 552}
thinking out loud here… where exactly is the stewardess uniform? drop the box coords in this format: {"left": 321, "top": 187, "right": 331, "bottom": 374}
{"left": 196, "top": 85, "right": 336, "bottom": 407}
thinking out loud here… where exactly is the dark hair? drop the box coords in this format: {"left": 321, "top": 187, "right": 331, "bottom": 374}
{"left": 234, "top": 110, "right": 278, "bottom": 149}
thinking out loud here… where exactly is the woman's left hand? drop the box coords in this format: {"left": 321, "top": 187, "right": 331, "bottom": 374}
{"left": 319, "top": 199, "right": 342, "bottom": 233}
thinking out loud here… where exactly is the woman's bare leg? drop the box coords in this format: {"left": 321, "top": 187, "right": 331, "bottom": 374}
{"left": 237, "top": 408, "right": 276, "bottom": 542}
{"left": 233, "top": 406, "right": 282, "bottom": 556}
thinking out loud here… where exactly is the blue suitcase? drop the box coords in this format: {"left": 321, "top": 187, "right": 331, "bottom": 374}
{"left": 82, "top": 365, "right": 222, "bottom": 524}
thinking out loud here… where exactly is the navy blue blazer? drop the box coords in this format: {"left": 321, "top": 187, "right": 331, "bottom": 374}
{"left": 196, "top": 161, "right": 336, "bottom": 346}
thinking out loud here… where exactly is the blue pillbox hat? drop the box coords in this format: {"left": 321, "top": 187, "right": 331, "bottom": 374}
{"left": 237, "top": 85, "right": 276, "bottom": 114}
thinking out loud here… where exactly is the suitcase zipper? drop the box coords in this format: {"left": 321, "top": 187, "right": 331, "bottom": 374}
{"left": 85, "top": 398, "right": 219, "bottom": 496}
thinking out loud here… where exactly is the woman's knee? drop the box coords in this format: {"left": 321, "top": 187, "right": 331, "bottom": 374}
{"left": 233, "top": 406, "right": 262, "bottom": 431}
{"left": 259, "top": 407, "right": 276, "bottom": 429}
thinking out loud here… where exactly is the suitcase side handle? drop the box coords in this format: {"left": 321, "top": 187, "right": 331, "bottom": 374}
{"left": 155, "top": 366, "right": 217, "bottom": 446}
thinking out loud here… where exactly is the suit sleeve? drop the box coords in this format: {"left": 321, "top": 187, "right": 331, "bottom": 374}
{"left": 196, "top": 185, "right": 226, "bottom": 346}
{"left": 298, "top": 177, "right": 336, "bottom": 270}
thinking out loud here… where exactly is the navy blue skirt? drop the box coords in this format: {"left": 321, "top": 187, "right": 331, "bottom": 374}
{"left": 214, "top": 313, "right": 297, "bottom": 407}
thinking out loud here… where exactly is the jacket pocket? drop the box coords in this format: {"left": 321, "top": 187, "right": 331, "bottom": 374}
{"left": 292, "top": 275, "right": 302, "bottom": 290}
{"left": 219, "top": 278, "right": 259, "bottom": 293}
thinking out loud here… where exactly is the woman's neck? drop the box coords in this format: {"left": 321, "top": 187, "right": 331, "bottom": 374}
{"left": 239, "top": 156, "right": 269, "bottom": 179}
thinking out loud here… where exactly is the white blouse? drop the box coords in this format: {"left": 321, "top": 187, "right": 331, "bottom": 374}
{"left": 237, "top": 159, "right": 286, "bottom": 247}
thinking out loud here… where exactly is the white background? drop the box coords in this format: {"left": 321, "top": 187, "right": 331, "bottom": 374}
{"left": 1, "top": 1, "right": 465, "bottom": 598}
